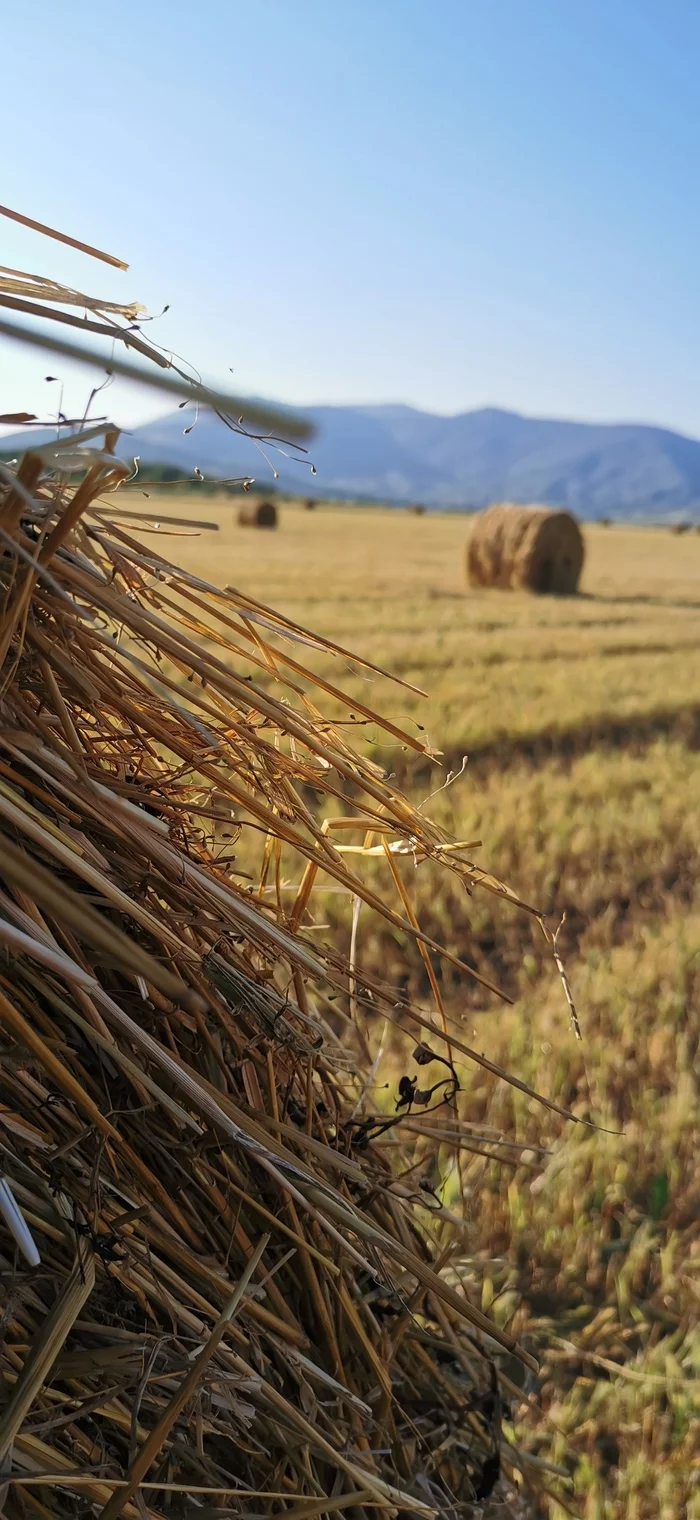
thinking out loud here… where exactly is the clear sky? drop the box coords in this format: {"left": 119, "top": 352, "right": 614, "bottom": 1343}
{"left": 2, "top": 0, "right": 699, "bottom": 435}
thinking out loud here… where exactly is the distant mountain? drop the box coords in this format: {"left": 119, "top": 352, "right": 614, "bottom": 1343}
{"left": 4, "top": 403, "right": 700, "bottom": 517}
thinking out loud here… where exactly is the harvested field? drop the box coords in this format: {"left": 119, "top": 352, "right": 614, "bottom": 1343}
{"left": 142, "top": 497, "right": 700, "bottom": 1519}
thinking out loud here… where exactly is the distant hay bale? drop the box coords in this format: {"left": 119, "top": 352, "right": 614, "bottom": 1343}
{"left": 238, "top": 500, "right": 277, "bottom": 529}
{"left": 304, "top": 497, "right": 317, "bottom": 510}
{"left": 467, "top": 503, "right": 584, "bottom": 594}
{"left": 672, "top": 521, "right": 691, "bottom": 535}
{"left": 410, "top": 503, "right": 426, "bottom": 515}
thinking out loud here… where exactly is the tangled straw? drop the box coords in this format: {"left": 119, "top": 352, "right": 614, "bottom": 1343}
{"left": 0, "top": 207, "right": 559, "bottom": 1518}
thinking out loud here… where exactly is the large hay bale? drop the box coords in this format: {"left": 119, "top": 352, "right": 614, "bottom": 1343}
{"left": 467, "top": 502, "right": 584, "bottom": 594}
{"left": 238, "top": 499, "right": 277, "bottom": 528}
{"left": 0, "top": 205, "right": 546, "bottom": 1517}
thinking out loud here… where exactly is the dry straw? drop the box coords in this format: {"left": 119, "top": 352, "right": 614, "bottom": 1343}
{"left": 0, "top": 206, "right": 567, "bottom": 1517}
{"left": 467, "top": 503, "right": 584, "bottom": 594}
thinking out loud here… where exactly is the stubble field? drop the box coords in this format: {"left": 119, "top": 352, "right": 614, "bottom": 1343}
{"left": 130, "top": 496, "right": 700, "bottom": 1519}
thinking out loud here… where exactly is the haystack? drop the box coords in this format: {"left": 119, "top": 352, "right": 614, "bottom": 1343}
{"left": 0, "top": 206, "right": 558, "bottom": 1517}
{"left": 467, "top": 503, "right": 584, "bottom": 594}
{"left": 238, "top": 500, "right": 277, "bottom": 528}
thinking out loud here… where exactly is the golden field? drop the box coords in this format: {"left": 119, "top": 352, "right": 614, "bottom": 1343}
{"left": 129, "top": 496, "right": 700, "bottom": 1518}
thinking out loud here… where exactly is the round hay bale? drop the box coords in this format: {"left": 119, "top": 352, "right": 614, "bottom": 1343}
{"left": 238, "top": 500, "right": 277, "bottom": 529}
{"left": 672, "top": 521, "right": 691, "bottom": 535}
{"left": 467, "top": 503, "right": 584, "bottom": 594}
{"left": 304, "top": 497, "right": 317, "bottom": 511}
{"left": 410, "top": 503, "right": 426, "bottom": 515}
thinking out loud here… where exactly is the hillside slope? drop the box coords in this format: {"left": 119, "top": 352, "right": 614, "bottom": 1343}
{"left": 4, "top": 403, "right": 700, "bottom": 516}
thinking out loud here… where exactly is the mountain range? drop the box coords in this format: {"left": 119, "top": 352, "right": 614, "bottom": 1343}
{"left": 4, "top": 403, "right": 700, "bottom": 517}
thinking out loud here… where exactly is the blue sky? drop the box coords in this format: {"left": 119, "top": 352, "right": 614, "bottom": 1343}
{"left": 1, "top": 0, "right": 699, "bottom": 435}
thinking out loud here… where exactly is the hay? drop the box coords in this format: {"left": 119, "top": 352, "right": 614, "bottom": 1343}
{"left": 0, "top": 211, "right": 564, "bottom": 1518}
{"left": 467, "top": 503, "right": 584, "bottom": 594}
{"left": 238, "top": 500, "right": 278, "bottom": 529}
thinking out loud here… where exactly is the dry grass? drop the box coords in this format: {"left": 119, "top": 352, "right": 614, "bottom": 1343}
{"left": 149, "top": 501, "right": 700, "bottom": 745}
{"left": 137, "top": 495, "right": 700, "bottom": 1519}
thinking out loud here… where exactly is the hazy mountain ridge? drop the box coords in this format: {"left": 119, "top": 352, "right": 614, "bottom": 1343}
{"left": 3, "top": 403, "right": 700, "bottom": 516}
